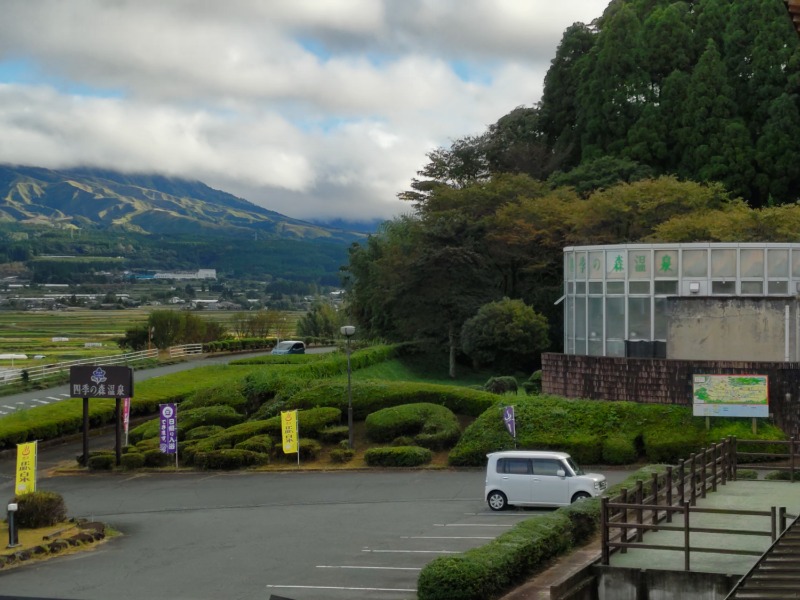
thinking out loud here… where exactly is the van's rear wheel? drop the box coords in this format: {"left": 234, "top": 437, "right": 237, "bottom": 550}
{"left": 571, "top": 492, "right": 591, "bottom": 503}
{"left": 487, "top": 491, "right": 508, "bottom": 511}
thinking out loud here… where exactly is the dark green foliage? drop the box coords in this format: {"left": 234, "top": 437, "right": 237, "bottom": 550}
{"left": 448, "top": 396, "right": 786, "bottom": 467}
{"left": 120, "top": 452, "right": 145, "bottom": 470}
{"left": 329, "top": 448, "right": 355, "bottom": 463}
{"left": 185, "top": 425, "right": 225, "bottom": 441}
{"left": 318, "top": 425, "right": 349, "bottom": 443}
{"left": 87, "top": 454, "right": 115, "bottom": 471}
{"left": 298, "top": 438, "right": 322, "bottom": 460}
{"left": 129, "top": 405, "right": 244, "bottom": 443}
{"left": 14, "top": 491, "right": 68, "bottom": 529}
{"left": 483, "top": 376, "right": 518, "bottom": 395}
{"left": 521, "top": 371, "right": 542, "bottom": 395}
{"left": 764, "top": 470, "right": 800, "bottom": 481}
{"left": 461, "top": 298, "right": 550, "bottom": 372}
{"left": 365, "top": 403, "right": 461, "bottom": 451}
{"left": 234, "top": 435, "right": 273, "bottom": 455}
{"left": 180, "top": 385, "right": 248, "bottom": 414}
{"left": 193, "top": 449, "right": 269, "bottom": 470}
{"left": 286, "top": 380, "right": 495, "bottom": 420}
{"left": 602, "top": 435, "right": 639, "bottom": 464}
{"left": 364, "top": 446, "right": 432, "bottom": 467}
{"left": 142, "top": 449, "right": 175, "bottom": 467}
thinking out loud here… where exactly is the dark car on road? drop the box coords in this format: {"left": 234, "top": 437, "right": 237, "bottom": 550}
{"left": 271, "top": 340, "right": 306, "bottom": 355}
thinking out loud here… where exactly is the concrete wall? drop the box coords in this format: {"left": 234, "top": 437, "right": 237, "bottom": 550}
{"left": 667, "top": 297, "right": 800, "bottom": 362}
{"left": 541, "top": 353, "right": 800, "bottom": 434}
{"left": 593, "top": 566, "right": 737, "bottom": 600}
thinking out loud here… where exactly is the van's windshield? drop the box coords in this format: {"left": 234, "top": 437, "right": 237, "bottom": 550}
{"left": 567, "top": 457, "right": 584, "bottom": 475}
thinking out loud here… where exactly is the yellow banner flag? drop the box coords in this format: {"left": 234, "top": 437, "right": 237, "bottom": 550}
{"left": 15, "top": 441, "right": 37, "bottom": 495}
{"left": 281, "top": 410, "right": 298, "bottom": 454}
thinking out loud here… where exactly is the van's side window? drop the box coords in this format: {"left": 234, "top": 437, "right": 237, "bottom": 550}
{"left": 497, "top": 457, "right": 531, "bottom": 475}
{"left": 531, "top": 458, "right": 563, "bottom": 476}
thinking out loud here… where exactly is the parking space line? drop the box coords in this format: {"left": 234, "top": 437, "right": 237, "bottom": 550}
{"left": 32, "top": 399, "right": 49, "bottom": 404}
{"left": 316, "top": 565, "right": 421, "bottom": 571}
{"left": 46, "top": 396, "right": 61, "bottom": 401}
{"left": 2, "top": 405, "right": 16, "bottom": 410}
{"left": 267, "top": 585, "right": 415, "bottom": 592}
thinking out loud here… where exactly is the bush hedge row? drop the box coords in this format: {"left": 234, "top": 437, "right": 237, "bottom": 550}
{"left": 364, "top": 446, "right": 432, "bottom": 467}
{"left": 365, "top": 403, "right": 461, "bottom": 450}
{"left": 416, "top": 465, "right": 667, "bottom": 600}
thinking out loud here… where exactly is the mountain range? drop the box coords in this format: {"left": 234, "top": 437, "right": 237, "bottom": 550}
{"left": 0, "top": 164, "right": 365, "bottom": 242}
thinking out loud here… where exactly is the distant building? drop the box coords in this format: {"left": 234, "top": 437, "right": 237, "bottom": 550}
{"left": 152, "top": 269, "right": 217, "bottom": 280}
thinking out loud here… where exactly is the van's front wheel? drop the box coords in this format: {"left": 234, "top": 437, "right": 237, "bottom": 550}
{"left": 487, "top": 491, "right": 508, "bottom": 511}
{"left": 571, "top": 492, "right": 591, "bottom": 503}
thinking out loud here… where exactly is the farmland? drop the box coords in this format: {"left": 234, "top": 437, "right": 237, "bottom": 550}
{"left": 0, "top": 309, "right": 301, "bottom": 369}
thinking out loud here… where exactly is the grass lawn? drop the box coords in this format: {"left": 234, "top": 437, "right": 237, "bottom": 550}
{"left": 348, "top": 356, "right": 507, "bottom": 387}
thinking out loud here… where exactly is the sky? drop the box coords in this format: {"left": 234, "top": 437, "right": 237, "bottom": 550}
{"left": 0, "top": 1, "right": 607, "bottom": 224}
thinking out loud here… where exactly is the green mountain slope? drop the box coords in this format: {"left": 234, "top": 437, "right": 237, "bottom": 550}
{"left": 0, "top": 164, "right": 359, "bottom": 242}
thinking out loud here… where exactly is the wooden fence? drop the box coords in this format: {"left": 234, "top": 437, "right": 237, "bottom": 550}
{"left": 601, "top": 436, "right": 799, "bottom": 570}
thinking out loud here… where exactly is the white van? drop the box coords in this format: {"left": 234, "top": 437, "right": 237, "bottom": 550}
{"left": 484, "top": 450, "right": 606, "bottom": 511}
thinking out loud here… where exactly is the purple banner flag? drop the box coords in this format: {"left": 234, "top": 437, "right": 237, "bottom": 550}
{"left": 503, "top": 405, "right": 516, "bottom": 439}
{"left": 159, "top": 403, "right": 178, "bottom": 454}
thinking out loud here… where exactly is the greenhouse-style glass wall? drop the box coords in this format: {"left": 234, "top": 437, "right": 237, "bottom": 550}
{"left": 563, "top": 243, "right": 800, "bottom": 357}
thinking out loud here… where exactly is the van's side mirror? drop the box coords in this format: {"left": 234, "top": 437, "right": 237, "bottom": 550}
{"left": 556, "top": 469, "right": 566, "bottom": 478}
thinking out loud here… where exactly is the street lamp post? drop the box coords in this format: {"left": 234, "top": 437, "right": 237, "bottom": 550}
{"left": 340, "top": 325, "right": 356, "bottom": 449}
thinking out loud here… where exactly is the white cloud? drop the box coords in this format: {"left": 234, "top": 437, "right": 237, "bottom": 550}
{"left": 0, "top": 0, "right": 607, "bottom": 222}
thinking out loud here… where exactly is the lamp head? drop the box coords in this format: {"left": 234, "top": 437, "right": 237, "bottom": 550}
{"left": 340, "top": 325, "right": 356, "bottom": 337}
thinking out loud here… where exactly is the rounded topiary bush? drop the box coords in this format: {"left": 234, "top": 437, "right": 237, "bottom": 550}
{"left": 365, "top": 403, "right": 460, "bottom": 451}
{"left": 234, "top": 435, "right": 273, "bottom": 455}
{"left": 642, "top": 432, "right": 704, "bottom": 464}
{"left": 364, "top": 446, "right": 432, "bottom": 467}
{"left": 330, "top": 448, "right": 355, "bottom": 463}
{"left": 299, "top": 438, "right": 322, "bottom": 460}
{"left": 602, "top": 435, "right": 639, "bottom": 465}
{"left": 14, "top": 491, "right": 67, "bottom": 528}
{"left": 180, "top": 385, "right": 248, "bottom": 414}
{"left": 120, "top": 452, "right": 145, "bottom": 470}
{"left": 87, "top": 454, "right": 115, "bottom": 471}
{"left": 143, "top": 449, "right": 176, "bottom": 468}
{"left": 193, "top": 449, "right": 269, "bottom": 470}
{"left": 483, "top": 376, "right": 518, "bottom": 395}
{"left": 185, "top": 425, "right": 226, "bottom": 441}
{"left": 319, "top": 425, "right": 349, "bottom": 444}
{"left": 564, "top": 434, "right": 602, "bottom": 465}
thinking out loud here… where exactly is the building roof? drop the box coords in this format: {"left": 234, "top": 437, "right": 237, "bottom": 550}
{"left": 787, "top": 0, "right": 800, "bottom": 36}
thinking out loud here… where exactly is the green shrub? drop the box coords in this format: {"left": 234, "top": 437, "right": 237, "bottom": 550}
{"left": 330, "top": 448, "right": 355, "bottom": 463}
{"left": 365, "top": 403, "right": 461, "bottom": 450}
{"left": 602, "top": 435, "right": 639, "bottom": 465}
{"left": 765, "top": 469, "right": 800, "bottom": 481}
{"left": 129, "top": 405, "right": 244, "bottom": 443}
{"left": 180, "top": 384, "right": 248, "bottom": 414}
{"left": 87, "top": 454, "right": 115, "bottom": 471}
{"left": 193, "top": 449, "right": 269, "bottom": 470}
{"left": 642, "top": 432, "right": 704, "bottom": 464}
{"left": 14, "top": 491, "right": 67, "bottom": 528}
{"left": 392, "top": 436, "right": 416, "bottom": 447}
{"left": 736, "top": 469, "right": 759, "bottom": 480}
{"left": 143, "top": 449, "right": 176, "bottom": 467}
{"left": 521, "top": 371, "right": 542, "bottom": 395}
{"left": 364, "top": 446, "right": 432, "bottom": 467}
{"left": 564, "top": 434, "right": 602, "bottom": 464}
{"left": 319, "top": 425, "right": 349, "bottom": 443}
{"left": 185, "top": 425, "right": 225, "bottom": 441}
{"left": 122, "top": 445, "right": 140, "bottom": 454}
{"left": 483, "top": 376, "right": 518, "bottom": 395}
{"left": 299, "top": 438, "right": 322, "bottom": 460}
{"left": 120, "top": 452, "right": 145, "bottom": 470}
{"left": 234, "top": 435, "right": 273, "bottom": 455}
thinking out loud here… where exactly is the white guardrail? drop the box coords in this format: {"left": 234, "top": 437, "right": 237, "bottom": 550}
{"left": 0, "top": 344, "right": 204, "bottom": 387}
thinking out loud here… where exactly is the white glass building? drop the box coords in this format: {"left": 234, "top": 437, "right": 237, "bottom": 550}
{"left": 563, "top": 243, "right": 800, "bottom": 357}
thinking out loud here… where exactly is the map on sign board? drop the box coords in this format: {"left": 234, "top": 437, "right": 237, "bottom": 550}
{"left": 692, "top": 374, "right": 769, "bottom": 418}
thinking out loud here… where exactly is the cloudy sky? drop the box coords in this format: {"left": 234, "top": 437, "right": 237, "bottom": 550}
{"left": 0, "top": 1, "right": 606, "bottom": 224}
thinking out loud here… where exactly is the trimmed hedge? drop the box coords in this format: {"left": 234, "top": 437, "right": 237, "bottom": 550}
{"left": 193, "top": 449, "right": 269, "bottom": 470}
{"left": 364, "top": 446, "right": 432, "bottom": 467}
{"left": 120, "top": 452, "right": 146, "bottom": 470}
{"left": 365, "top": 403, "right": 461, "bottom": 450}
{"left": 234, "top": 435, "right": 274, "bottom": 455}
{"left": 330, "top": 448, "right": 355, "bottom": 463}
{"left": 87, "top": 454, "right": 115, "bottom": 471}
{"left": 448, "top": 396, "right": 787, "bottom": 466}
{"left": 14, "top": 491, "right": 67, "bottom": 529}
{"left": 180, "top": 384, "right": 249, "bottom": 414}
{"left": 129, "top": 405, "right": 245, "bottom": 444}
{"left": 285, "top": 380, "right": 496, "bottom": 421}
{"left": 185, "top": 425, "right": 225, "bottom": 441}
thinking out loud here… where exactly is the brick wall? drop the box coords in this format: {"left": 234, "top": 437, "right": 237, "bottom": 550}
{"left": 542, "top": 353, "right": 800, "bottom": 434}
